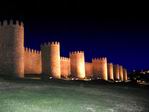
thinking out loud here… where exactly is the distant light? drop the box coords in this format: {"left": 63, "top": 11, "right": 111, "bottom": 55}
{"left": 49, "top": 77, "right": 53, "bottom": 79}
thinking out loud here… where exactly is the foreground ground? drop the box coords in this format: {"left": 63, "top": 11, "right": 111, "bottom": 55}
{"left": 0, "top": 78, "right": 149, "bottom": 112}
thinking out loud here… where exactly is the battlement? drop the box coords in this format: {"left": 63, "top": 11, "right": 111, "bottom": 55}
{"left": 24, "top": 47, "right": 41, "bottom": 54}
{"left": 108, "top": 63, "right": 113, "bottom": 65}
{"left": 60, "top": 57, "right": 70, "bottom": 61}
{"left": 115, "top": 64, "right": 119, "bottom": 67}
{"left": 108, "top": 62, "right": 114, "bottom": 80}
{"left": 0, "top": 20, "right": 23, "bottom": 27}
{"left": 113, "top": 64, "right": 120, "bottom": 68}
{"left": 40, "top": 42, "right": 48, "bottom": 48}
{"left": 41, "top": 41, "right": 61, "bottom": 79}
{"left": 49, "top": 41, "right": 60, "bottom": 45}
{"left": 41, "top": 41, "right": 60, "bottom": 48}
{"left": 119, "top": 65, "right": 123, "bottom": 68}
{"left": 85, "top": 62, "right": 92, "bottom": 64}
{"left": 69, "top": 51, "right": 84, "bottom": 56}
{"left": 92, "top": 57, "right": 107, "bottom": 61}
{"left": 92, "top": 58, "right": 99, "bottom": 61}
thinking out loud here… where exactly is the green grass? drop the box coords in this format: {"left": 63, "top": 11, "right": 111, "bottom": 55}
{"left": 0, "top": 78, "right": 149, "bottom": 112}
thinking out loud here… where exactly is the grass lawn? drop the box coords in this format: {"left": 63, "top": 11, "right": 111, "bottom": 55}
{"left": 0, "top": 78, "right": 149, "bottom": 112}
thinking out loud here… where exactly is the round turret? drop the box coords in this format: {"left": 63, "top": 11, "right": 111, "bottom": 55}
{"left": 49, "top": 42, "right": 61, "bottom": 79}
{"left": 60, "top": 57, "right": 70, "bottom": 78}
{"left": 92, "top": 58, "right": 101, "bottom": 78}
{"left": 92, "top": 57, "right": 108, "bottom": 80}
{"left": 41, "top": 42, "right": 61, "bottom": 79}
{"left": 119, "top": 65, "right": 124, "bottom": 81}
{"left": 108, "top": 63, "right": 114, "bottom": 80}
{"left": 99, "top": 57, "right": 108, "bottom": 80}
{"left": 113, "top": 64, "right": 120, "bottom": 80}
{"left": 70, "top": 51, "right": 85, "bottom": 79}
{"left": 123, "top": 68, "right": 128, "bottom": 81}
{"left": 0, "top": 20, "right": 24, "bottom": 78}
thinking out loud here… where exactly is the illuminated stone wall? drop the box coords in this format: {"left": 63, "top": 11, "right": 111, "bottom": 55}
{"left": 113, "top": 64, "right": 120, "bottom": 80}
{"left": 60, "top": 57, "right": 70, "bottom": 78}
{"left": 85, "top": 62, "right": 93, "bottom": 78}
{"left": 24, "top": 48, "right": 41, "bottom": 75}
{"left": 119, "top": 65, "right": 124, "bottom": 81}
{"left": 0, "top": 20, "right": 129, "bottom": 81}
{"left": 70, "top": 51, "right": 85, "bottom": 79}
{"left": 41, "top": 42, "right": 61, "bottom": 79}
{"left": 0, "top": 20, "right": 24, "bottom": 78}
{"left": 123, "top": 68, "right": 128, "bottom": 81}
{"left": 108, "top": 63, "right": 114, "bottom": 80}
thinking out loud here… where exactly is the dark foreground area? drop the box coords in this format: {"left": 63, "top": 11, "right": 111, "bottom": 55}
{"left": 0, "top": 78, "right": 149, "bottom": 112}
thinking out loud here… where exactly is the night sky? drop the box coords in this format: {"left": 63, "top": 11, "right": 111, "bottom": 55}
{"left": 0, "top": 1, "right": 149, "bottom": 72}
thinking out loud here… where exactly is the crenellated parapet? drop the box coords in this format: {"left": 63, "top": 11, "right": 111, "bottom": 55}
{"left": 0, "top": 20, "right": 24, "bottom": 29}
{"left": 41, "top": 41, "right": 60, "bottom": 48}
{"left": 24, "top": 47, "right": 41, "bottom": 55}
{"left": 40, "top": 42, "right": 48, "bottom": 49}
{"left": 50, "top": 41, "right": 60, "bottom": 46}
{"left": 69, "top": 51, "right": 84, "bottom": 56}
{"left": 92, "top": 57, "right": 107, "bottom": 62}
{"left": 60, "top": 57, "right": 70, "bottom": 61}
{"left": 41, "top": 41, "right": 61, "bottom": 79}
{"left": 69, "top": 51, "right": 85, "bottom": 79}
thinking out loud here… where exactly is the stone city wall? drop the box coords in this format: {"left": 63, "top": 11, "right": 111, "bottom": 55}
{"left": 24, "top": 48, "right": 41, "bottom": 75}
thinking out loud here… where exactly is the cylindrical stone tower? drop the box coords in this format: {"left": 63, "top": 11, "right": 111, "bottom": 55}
{"left": 123, "top": 68, "right": 128, "bottom": 81}
{"left": 70, "top": 51, "right": 85, "bottom": 79}
{"left": 41, "top": 43, "right": 50, "bottom": 76}
{"left": 41, "top": 42, "right": 61, "bottom": 79}
{"left": 113, "top": 64, "right": 120, "bottom": 80}
{"left": 49, "top": 42, "right": 61, "bottom": 79}
{"left": 92, "top": 58, "right": 101, "bottom": 78}
{"left": 99, "top": 57, "right": 108, "bottom": 80}
{"left": 108, "top": 63, "right": 114, "bottom": 80}
{"left": 92, "top": 57, "right": 108, "bottom": 80}
{"left": 119, "top": 65, "right": 124, "bottom": 81}
{"left": 0, "top": 20, "right": 24, "bottom": 78}
{"left": 69, "top": 52, "right": 76, "bottom": 78}
{"left": 60, "top": 57, "right": 70, "bottom": 78}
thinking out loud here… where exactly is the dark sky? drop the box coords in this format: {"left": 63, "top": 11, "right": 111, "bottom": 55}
{"left": 0, "top": 1, "right": 149, "bottom": 72}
